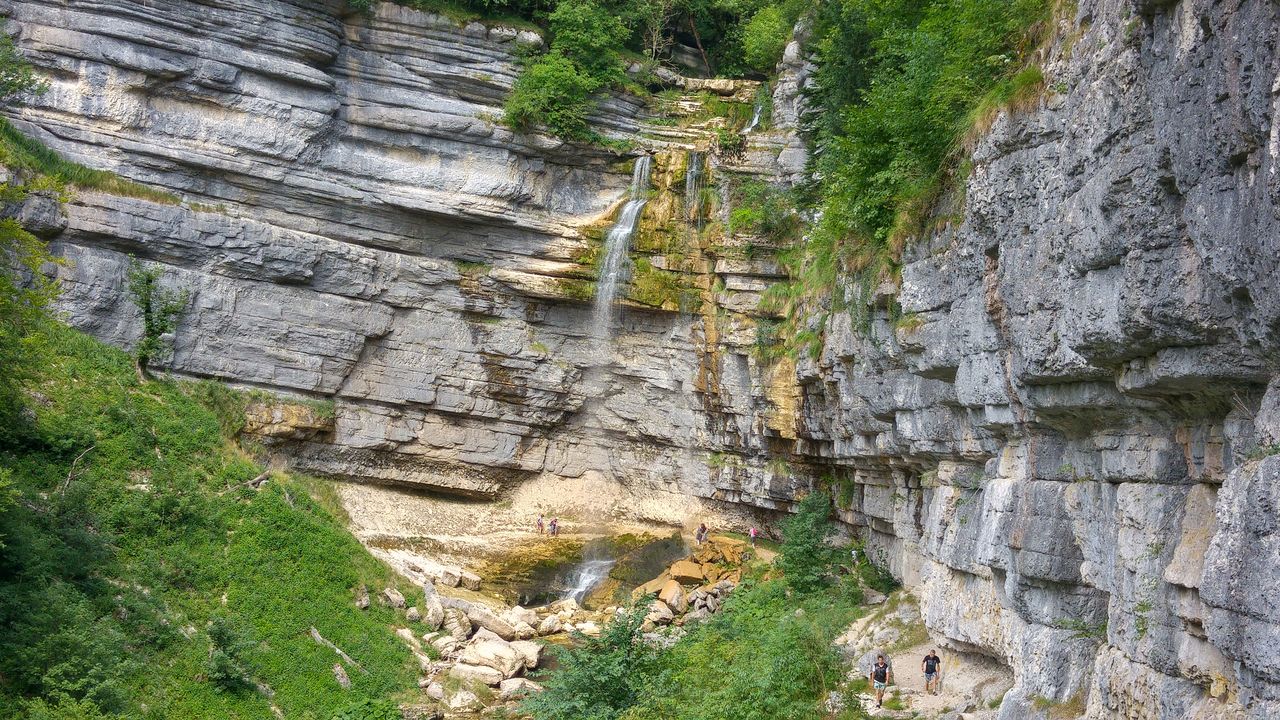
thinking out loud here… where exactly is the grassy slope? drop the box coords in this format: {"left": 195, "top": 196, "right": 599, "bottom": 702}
{"left": 0, "top": 324, "right": 420, "bottom": 718}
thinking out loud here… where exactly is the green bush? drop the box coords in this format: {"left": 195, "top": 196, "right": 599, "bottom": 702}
{"left": 504, "top": 0, "right": 628, "bottom": 139}
{"left": 506, "top": 51, "right": 604, "bottom": 139}
{"left": 331, "top": 698, "right": 403, "bottom": 720}
{"left": 205, "top": 617, "right": 258, "bottom": 692}
{"left": 520, "top": 606, "right": 659, "bottom": 720}
{"left": 740, "top": 5, "right": 790, "bottom": 73}
{"left": 778, "top": 491, "right": 839, "bottom": 593}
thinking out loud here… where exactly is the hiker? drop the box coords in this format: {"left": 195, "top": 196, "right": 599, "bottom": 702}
{"left": 922, "top": 649, "right": 941, "bottom": 695}
{"left": 695, "top": 523, "right": 708, "bottom": 546}
{"left": 549, "top": 518, "right": 559, "bottom": 537}
{"left": 536, "top": 514, "right": 545, "bottom": 534}
{"left": 748, "top": 526, "right": 758, "bottom": 546}
{"left": 869, "top": 654, "right": 892, "bottom": 708}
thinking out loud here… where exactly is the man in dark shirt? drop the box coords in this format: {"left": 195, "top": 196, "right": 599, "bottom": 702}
{"left": 922, "top": 649, "right": 941, "bottom": 694}
{"left": 869, "top": 654, "right": 892, "bottom": 707}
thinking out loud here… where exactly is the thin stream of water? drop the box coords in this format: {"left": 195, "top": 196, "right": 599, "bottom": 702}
{"left": 590, "top": 155, "right": 653, "bottom": 340}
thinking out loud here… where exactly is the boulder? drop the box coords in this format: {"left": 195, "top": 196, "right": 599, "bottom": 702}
{"left": 443, "top": 607, "right": 473, "bottom": 641}
{"left": 459, "top": 570, "right": 482, "bottom": 591}
{"left": 382, "top": 587, "right": 407, "bottom": 609}
{"left": 538, "top": 615, "right": 563, "bottom": 635}
{"left": 576, "top": 621, "right": 601, "bottom": 637}
{"left": 472, "top": 627, "right": 504, "bottom": 643}
{"left": 466, "top": 603, "right": 518, "bottom": 641}
{"left": 633, "top": 575, "right": 670, "bottom": 599}
{"left": 423, "top": 593, "right": 445, "bottom": 630}
{"left": 332, "top": 663, "right": 351, "bottom": 689}
{"left": 658, "top": 579, "right": 688, "bottom": 613}
{"left": 445, "top": 688, "right": 483, "bottom": 711}
{"left": 459, "top": 638, "right": 525, "bottom": 679}
{"left": 499, "top": 677, "right": 542, "bottom": 700}
{"left": 669, "top": 560, "right": 705, "bottom": 584}
{"left": 450, "top": 662, "right": 505, "bottom": 686}
{"left": 504, "top": 606, "right": 540, "bottom": 627}
{"left": 430, "top": 635, "right": 459, "bottom": 657}
{"left": 439, "top": 567, "right": 462, "bottom": 587}
{"left": 425, "top": 681, "right": 445, "bottom": 700}
{"left": 686, "top": 607, "right": 712, "bottom": 622}
{"left": 646, "top": 600, "right": 675, "bottom": 626}
{"left": 510, "top": 640, "right": 542, "bottom": 670}
{"left": 406, "top": 606, "right": 422, "bottom": 622}
{"left": 355, "top": 585, "right": 370, "bottom": 610}
{"left": 514, "top": 621, "right": 537, "bottom": 640}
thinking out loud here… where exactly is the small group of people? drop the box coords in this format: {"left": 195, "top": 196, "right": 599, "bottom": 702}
{"left": 692, "top": 522, "right": 760, "bottom": 547}
{"left": 535, "top": 514, "right": 559, "bottom": 537}
{"left": 868, "top": 649, "right": 942, "bottom": 708}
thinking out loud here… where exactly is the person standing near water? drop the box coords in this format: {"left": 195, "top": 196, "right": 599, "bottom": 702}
{"left": 536, "top": 514, "right": 545, "bottom": 534}
{"left": 748, "top": 526, "right": 758, "bottom": 546}
{"left": 549, "top": 518, "right": 559, "bottom": 537}
{"left": 695, "top": 523, "right": 708, "bottom": 546}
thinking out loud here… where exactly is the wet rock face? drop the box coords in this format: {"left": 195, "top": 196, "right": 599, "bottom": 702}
{"left": 7, "top": 0, "right": 1279, "bottom": 717}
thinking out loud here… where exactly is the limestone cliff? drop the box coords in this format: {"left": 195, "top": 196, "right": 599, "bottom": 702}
{"left": 4, "top": 0, "right": 1278, "bottom": 718}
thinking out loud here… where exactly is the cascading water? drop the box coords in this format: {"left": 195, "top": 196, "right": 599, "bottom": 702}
{"left": 590, "top": 155, "right": 653, "bottom": 340}
{"left": 685, "top": 151, "right": 704, "bottom": 229}
{"left": 743, "top": 102, "right": 763, "bottom": 134}
{"left": 563, "top": 556, "right": 617, "bottom": 604}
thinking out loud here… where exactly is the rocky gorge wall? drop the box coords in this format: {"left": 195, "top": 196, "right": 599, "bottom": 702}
{"left": 4, "top": 0, "right": 1279, "bottom": 718}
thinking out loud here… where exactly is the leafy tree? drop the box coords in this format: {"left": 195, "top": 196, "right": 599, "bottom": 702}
{"left": 505, "top": 0, "right": 630, "bottom": 139}
{"left": 778, "top": 490, "right": 839, "bottom": 593}
{"left": 740, "top": 4, "right": 790, "bottom": 72}
{"left": 505, "top": 51, "right": 604, "bottom": 139}
{"left": 125, "top": 257, "right": 188, "bottom": 380}
{"left": 521, "top": 606, "right": 660, "bottom": 720}
{"left": 0, "top": 217, "right": 55, "bottom": 444}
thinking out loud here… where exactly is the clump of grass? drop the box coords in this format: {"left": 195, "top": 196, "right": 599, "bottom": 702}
{"left": 0, "top": 118, "right": 181, "bottom": 204}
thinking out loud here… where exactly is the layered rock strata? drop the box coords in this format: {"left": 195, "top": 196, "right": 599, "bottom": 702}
{"left": 5, "top": 0, "right": 1279, "bottom": 718}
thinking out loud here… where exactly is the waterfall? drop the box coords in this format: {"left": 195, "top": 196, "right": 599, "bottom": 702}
{"left": 742, "top": 102, "right": 757, "bottom": 133}
{"left": 685, "top": 151, "right": 704, "bottom": 227}
{"left": 591, "top": 155, "right": 652, "bottom": 340}
{"left": 562, "top": 556, "right": 617, "bottom": 604}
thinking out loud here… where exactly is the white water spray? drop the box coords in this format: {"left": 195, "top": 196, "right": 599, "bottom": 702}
{"left": 591, "top": 155, "right": 653, "bottom": 340}
{"left": 563, "top": 557, "right": 617, "bottom": 604}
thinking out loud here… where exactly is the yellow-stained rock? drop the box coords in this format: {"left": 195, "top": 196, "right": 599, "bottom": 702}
{"left": 670, "top": 559, "right": 705, "bottom": 584}
{"left": 243, "top": 401, "right": 334, "bottom": 440}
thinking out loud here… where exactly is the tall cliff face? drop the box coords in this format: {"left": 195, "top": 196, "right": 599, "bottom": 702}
{"left": 6, "top": 0, "right": 1278, "bottom": 718}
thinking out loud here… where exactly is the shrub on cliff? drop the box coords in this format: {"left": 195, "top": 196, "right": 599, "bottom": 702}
{"left": 504, "top": 0, "right": 628, "bottom": 139}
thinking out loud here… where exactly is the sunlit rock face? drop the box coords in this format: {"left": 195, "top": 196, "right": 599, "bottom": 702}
{"left": 7, "top": 0, "right": 1279, "bottom": 717}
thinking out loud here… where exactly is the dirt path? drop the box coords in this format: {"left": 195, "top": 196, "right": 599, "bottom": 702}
{"left": 838, "top": 593, "right": 1012, "bottom": 719}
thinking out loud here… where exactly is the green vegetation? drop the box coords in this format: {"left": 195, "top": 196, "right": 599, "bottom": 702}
{"left": 125, "top": 258, "right": 189, "bottom": 380}
{"left": 0, "top": 119, "right": 181, "bottom": 205}
{"left": 627, "top": 256, "right": 701, "bottom": 311}
{"left": 523, "top": 578, "right": 867, "bottom": 720}
{"left": 521, "top": 485, "right": 886, "bottom": 720}
{"left": 0, "top": 316, "right": 421, "bottom": 716}
{"left": 778, "top": 491, "right": 840, "bottom": 593}
{"left": 763, "top": 0, "right": 1052, "bottom": 343}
